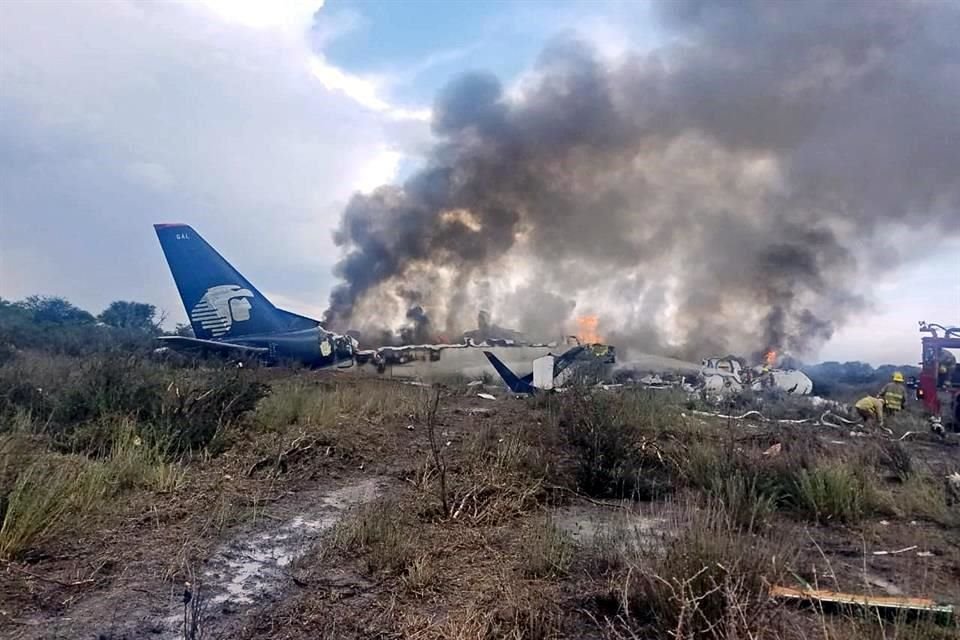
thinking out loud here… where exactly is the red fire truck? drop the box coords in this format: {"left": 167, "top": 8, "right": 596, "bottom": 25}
{"left": 917, "top": 322, "right": 960, "bottom": 433}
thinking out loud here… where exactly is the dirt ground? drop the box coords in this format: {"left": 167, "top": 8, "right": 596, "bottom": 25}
{"left": 1, "top": 372, "right": 958, "bottom": 639}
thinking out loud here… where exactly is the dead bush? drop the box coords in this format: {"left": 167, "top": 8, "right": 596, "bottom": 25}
{"left": 522, "top": 517, "right": 575, "bottom": 579}
{"left": 868, "top": 440, "right": 913, "bottom": 481}
{"left": 560, "top": 391, "right": 674, "bottom": 500}
{"left": 612, "top": 501, "right": 795, "bottom": 640}
{"left": 407, "top": 577, "right": 563, "bottom": 640}
{"left": 332, "top": 499, "right": 414, "bottom": 575}
{"left": 895, "top": 473, "right": 956, "bottom": 526}
{"left": 401, "top": 553, "right": 439, "bottom": 596}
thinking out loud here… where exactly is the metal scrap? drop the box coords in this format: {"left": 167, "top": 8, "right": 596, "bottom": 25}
{"left": 771, "top": 585, "right": 954, "bottom": 624}
{"left": 872, "top": 545, "right": 918, "bottom": 556}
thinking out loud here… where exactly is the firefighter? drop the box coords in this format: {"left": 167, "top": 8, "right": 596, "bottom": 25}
{"left": 939, "top": 349, "right": 957, "bottom": 387}
{"left": 877, "top": 371, "right": 907, "bottom": 414}
{"left": 855, "top": 395, "right": 885, "bottom": 429}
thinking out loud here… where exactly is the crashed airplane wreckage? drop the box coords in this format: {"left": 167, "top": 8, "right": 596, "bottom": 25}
{"left": 699, "top": 355, "right": 813, "bottom": 396}
{"left": 153, "top": 224, "right": 812, "bottom": 393}
{"left": 619, "top": 354, "right": 814, "bottom": 398}
{"left": 483, "top": 344, "right": 617, "bottom": 394}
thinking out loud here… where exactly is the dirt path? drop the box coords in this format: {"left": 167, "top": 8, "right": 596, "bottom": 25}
{"left": 13, "top": 475, "right": 385, "bottom": 640}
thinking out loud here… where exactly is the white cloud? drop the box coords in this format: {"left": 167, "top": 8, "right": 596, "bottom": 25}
{"left": 309, "top": 56, "right": 431, "bottom": 121}
{"left": 0, "top": 0, "right": 427, "bottom": 324}
{"left": 187, "top": 0, "right": 324, "bottom": 32}
{"left": 354, "top": 148, "right": 405, "bottom": 193}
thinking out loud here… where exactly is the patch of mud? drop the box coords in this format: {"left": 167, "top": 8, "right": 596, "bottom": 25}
{"left": 157, "top": 477, "right": 382, "bottom": 638}
{"left": 201, "top": 478, "right": 380, "bottom": 609}
{"left": 23, "top": 476, "right": 383, "bottom": 640}
{"left": 552, "top": 503, "right": 670, "bottom": 546}
{"left": 863, "top": 572, "right": 904, "bottom": 596}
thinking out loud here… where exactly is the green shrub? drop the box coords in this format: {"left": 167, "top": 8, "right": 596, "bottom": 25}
{"left": 0, "top": 352, "right": 268, "bottom": 453}
{"left": 790, "top": 463, "right": 871, "bottom": 524}
{"left": 709, "top": 472, "right": 778, "bottom": 531}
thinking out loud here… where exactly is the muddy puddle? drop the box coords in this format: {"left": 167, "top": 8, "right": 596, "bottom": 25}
{"left": 156, "top": 476, "right": 382, "bottom": 638}
{"left": 25, "top": 476, "right": 383, "bottom": 640}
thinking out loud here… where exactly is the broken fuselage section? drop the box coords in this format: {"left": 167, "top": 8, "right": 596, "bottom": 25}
{"left": 699, "top": 356, "right": 813, "bottom": 396}
{"left": 483, "top": 343, "right": 617, "bottom": 394}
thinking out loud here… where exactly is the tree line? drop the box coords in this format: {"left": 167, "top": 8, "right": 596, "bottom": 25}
{"left": 0, "top": 295, "right": 191, "bottom": 360}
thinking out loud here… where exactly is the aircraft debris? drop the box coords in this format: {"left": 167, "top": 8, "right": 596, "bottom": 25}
{"left": 477, "top": 393, "right": 496, "bottom": 401}
{"left": 700, "top": 356, "right": 813, "bottom": 397}
{"left": 762, "top": 443, "right": 782, "bottom": 457}
{"left": 872, "top": 545, "right": 918, "bottom": 556}
{"left": 770, "top": 585, "right": 954, "bottom": 624}
{"left": 484, "top": 343, "right": 616, "bottom": 394}
{"left": 457, "top": 407, "right": 491, "bottom": 415}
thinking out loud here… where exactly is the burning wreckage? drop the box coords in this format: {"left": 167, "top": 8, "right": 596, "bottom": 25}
{"left": 354, "top": 321, "right": 812, "bottom": 402}
{"left": 353, "top": 331, "right": 617, "bottom": 392}
{"left": 698, "top": 353, "right": 813, "bottom": 397}
{"left": 151, "top": 223, "right": 816, "bottom": 398}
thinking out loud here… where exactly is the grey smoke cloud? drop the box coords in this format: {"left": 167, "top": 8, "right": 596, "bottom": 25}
{"left": 325, "top": 0, "right": 960, "bottom": 358}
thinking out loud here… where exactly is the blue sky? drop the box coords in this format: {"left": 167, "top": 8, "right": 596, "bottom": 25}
{"left": 0, "top": 0, "right": 955, "bottom": 365}
{"left": 317, "top": 0, "right": 660, "bottom": 105}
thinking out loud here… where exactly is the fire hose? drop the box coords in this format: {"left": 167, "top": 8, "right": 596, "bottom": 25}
{"left": 689, "top": 409, "right": 893, "bottom": 436}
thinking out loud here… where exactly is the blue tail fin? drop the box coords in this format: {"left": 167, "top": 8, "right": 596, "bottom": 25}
{"left": 154, "top": 224, "right": 317, "bottom": 340}
{"left": 483, "top": 351, "right": 535, "bottom": 394}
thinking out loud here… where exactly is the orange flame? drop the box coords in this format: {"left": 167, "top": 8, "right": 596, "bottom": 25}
{"left": 764, "top": 349, "right": 777, "bottom": 367}
{"left": 576, "top": 315, "right": 601, "bottom": 344}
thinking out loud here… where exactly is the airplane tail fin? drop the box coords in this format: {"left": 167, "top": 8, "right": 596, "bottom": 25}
{"left": 154, "top": 224, "right": 317, "bottom": 340}
{"left": 483, "top": 351, "right": 534, "bottom": 394}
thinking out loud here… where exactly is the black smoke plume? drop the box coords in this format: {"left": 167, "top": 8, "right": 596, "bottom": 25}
{"left": 325, "top": 0, "right": 960, "bottom": 357}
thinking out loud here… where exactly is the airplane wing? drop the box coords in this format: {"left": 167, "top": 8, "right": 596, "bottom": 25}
{"left": 155, "top": 335, "right": 269, "bottom": 355}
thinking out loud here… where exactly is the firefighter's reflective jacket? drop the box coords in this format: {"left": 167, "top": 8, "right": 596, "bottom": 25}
{"left": 879, "top": 382, "right": 906, "bottom": 412}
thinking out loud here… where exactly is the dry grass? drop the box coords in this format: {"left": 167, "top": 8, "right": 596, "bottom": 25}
{"left": 815, "top": 616, "right": 958, "bottom": 640}
{"left": 256, "top": 378, "right": 427, "bottom": 431}
{"left": 0, "top": 456, "right": 91, "bottom": 558}
{"left": 400, "top": 577, "right": 564, "bottom": 640}
{"left": 0, "top": 420, "right": 186, "bottom": 558}
{"left": 522, "top": 516, "right": 575, "bottom": 579}
{"left": 331, "top": 498, "right": 414, "bottom": 575}
{"left": 401, "top": 553, "right": 439, "bottom": 596}
{"left": 894, "top": 473, "right": 955, "bottom": 526}
{"left": 600, "top": 500, "right": 797, "bottom": 640}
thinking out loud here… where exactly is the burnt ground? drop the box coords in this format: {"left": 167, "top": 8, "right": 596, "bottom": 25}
{"left": 1, "top": 373, "right": 959, "bottom": 640}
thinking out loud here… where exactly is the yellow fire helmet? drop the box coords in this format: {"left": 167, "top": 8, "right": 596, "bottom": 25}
{"left": 892, "top": 371, "right": 905, "bottom": 383}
